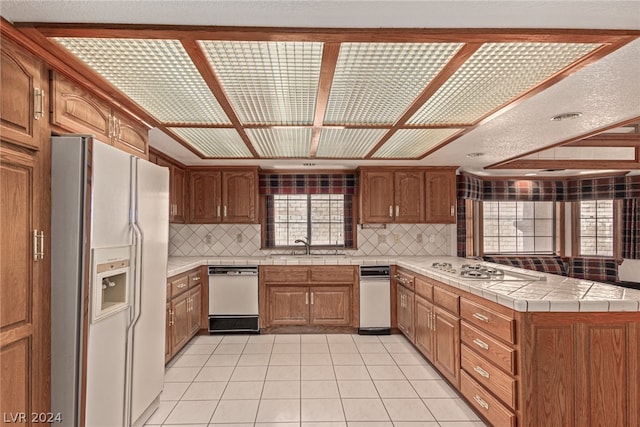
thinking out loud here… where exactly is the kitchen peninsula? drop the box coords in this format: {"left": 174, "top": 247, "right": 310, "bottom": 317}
{"left": 168, "top": 255, "right": 640, "bottom": 427}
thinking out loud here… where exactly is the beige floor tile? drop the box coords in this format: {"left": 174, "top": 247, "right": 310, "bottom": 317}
{"left": 164, "top": 399, "right": 218, "bottom": 424}
{"left": 182, "top": 381, "right": 226, "bottom": 400}
{"left": 301, "top": 380, "right": 340, "bottom": 398}
{"left": 337, "top": 380, "right": 379, "bottom": 398}
{"left": 341, "top": 398, "right": 389, "bottom": 422}
{"left": 210, "top": 399, "right": 259, "bottom": 424}
{"left": 301, "top": 398, "right": 345, "bottom": 422}
{"left": 382, "top": 398, "right": 434, "bottom": 422}
{"left": 221, "top": 381, "right": 264, "bottom": 399}
{"left": 261, "top": 380, "right": 301, "bottom": 399}
{"left": 256, "top": 399, "right": 301, "bottom": 422}
{"left": 374, "top": 380, "right": 419, "bottom": 398}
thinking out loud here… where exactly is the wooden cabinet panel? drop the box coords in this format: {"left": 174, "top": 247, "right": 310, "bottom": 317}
{"left": 171, "top": 291, "right": 190, "bottom": 352}
{"left": 165, "top": 302, "right": 172, "bottom": 363}
{"left": 425, "top": 170, "right": 456, "bottom": 224}
{"left": 433, "top": 306, "right": 460, "bottom": 387}
{"left": 0, "top": 145, "right": 48, "bottom": 417}
{"left": 310, "top": 266, "right": 356, "bottom": 283}
{"left": 189, "top": 171, "right": 221, "bottom": 223}
{"left": 268, "top": 287, "right": 309, "bottom": 326}
{"left": 434, "top": 286, "right": 459, "bottom": 316}
{"left": 51, "top": 72, "right": 111, "bottom": 142}
{"left": 414, "top": 295, "right": 435, "bottom": 360}
{"left": 310, "top": 286, "right": 351, "bottom": 326}
{"left": 414, "top": 277, "right": 433, "bottom": 301}
{"left": 461, "top": 371, "right": 516, "bottom": 427}
{"left": 460, "top": 298, "right": 515, "bottom": 344}
{"left": 361, "top": 171, "right": 394, "bottom": 223}
{"left": 112, "top": 113, "right": 148, "bottom": 158}
{"left": 397, "top": 285, "right": 414, "bottom": 340}
{"left": 172, "top": 166, "right": 186, "bottom": 223}
{"left": 1, "top": 40, "right": 45, "bottom": 150}
{"left": 222, "top": 170, "right": 257, "bottom": 223}
{"left": 171, "top": 274, "right": 189, "bottom": 298}
{"left": 461, "top": 344, "right": 516, "bottom": 409}
{"left": 263, "top": 267, "right": 309, "bottom": 283}
{"left": 189, "top": 285, "right": 202, "bottom": 336}
{"left": 394, "top": 171, "right": 425, "bottom": 223}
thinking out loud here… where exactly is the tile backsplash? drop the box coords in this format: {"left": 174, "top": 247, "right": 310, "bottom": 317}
{"left": 169, "top": 223, "right": 454, "bottom": 257}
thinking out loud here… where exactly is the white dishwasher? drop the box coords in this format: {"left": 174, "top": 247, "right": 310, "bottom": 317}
{"left": 359, "top": 265, "right": 391, "bottom": 335}
{"left": 208, "top": 266, "right": 259, "bottom": 333}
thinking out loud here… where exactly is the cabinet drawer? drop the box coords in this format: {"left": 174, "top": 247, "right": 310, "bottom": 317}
{"left": 461, "top": 321, "right": 516, "bottom": 375}
{"left": 434, "top": 286, "right": 459, "bottom": 315}
{"left": 460, "top": 298, "right": 515, "bottom": 344}
{"left": 166, "top": 281, "right": 172, "bottom": 300}
{"left": 188, "top": 269, "right": 203, "bottom": 288}
{"left": 414, "top": 277, "right": 433, "bottom": 301}
{"left": 310, "top": 267, "right": 355, "bottom": 283}
{"left": 394, "top": 271, "right": 415, "bottom": 291}
{"left": 460, "top": 371, "right": 516, "bottom": 427}
{"left": 461, "top": 344, "right": 516, "bottom": 409}
{"left": 171, "top": 275, "right": 189, "bottom": 297}
{"left": 263, "top": 267, "right": 309, "bottom": 283}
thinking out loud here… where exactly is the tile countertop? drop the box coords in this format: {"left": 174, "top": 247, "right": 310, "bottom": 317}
{"left": 167, "top": 256, "right": 640, "bottom": 313}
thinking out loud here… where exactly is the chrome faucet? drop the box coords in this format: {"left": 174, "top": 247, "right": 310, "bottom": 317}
{"left": 294, "top": 236, "right": 311, "bottom": 255}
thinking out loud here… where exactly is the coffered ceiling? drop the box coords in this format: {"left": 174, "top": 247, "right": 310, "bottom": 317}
{"left": 2, "top": 1, "right": 640, "bottom": 174}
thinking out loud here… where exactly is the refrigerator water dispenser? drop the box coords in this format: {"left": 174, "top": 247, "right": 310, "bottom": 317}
{"left": 92, "top": 247, "right": 131, "bottom": 322}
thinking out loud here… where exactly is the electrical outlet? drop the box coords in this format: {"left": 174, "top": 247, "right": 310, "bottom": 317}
{"left": 416, "top": 233, "right": 423, "bottom": 243}
{"left": 205, "top": 233, "right": 213, "bottom": 245}
{"left": 237, "top": 233, "right": 243, "bottom": 243}
{"left": 378, "top": 234, "right": 386, "bottom": 245}
{"left": 393, "top": 233, "right": 400, "bottom": 243}
{"left": 429, "top": 235, "right": 435, "bottom": 243}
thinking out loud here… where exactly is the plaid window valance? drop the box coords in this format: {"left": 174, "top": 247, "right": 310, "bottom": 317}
{"left": 457, "top": 173, "right": 640, "bottom": 201}
{"left": 259, "top": 174, "right": 358, "bottom": 195}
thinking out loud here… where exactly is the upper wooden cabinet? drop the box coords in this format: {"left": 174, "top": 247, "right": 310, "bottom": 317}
{"left": 360, "top": 167, "right": 457, "bottom": 224}
{"left": 1, "top": 39, "right": 47, "bottom": 151}
{"left": 152, "top": 153, "right": 187, "bottom": 224}
{"left": 189, "top": 168, "right": 258, "bottom": 224}
{"left": 360, "top": 169, "right": 425, "bottom": 223}
{"left": 51, "top": 73, "right": 148, "bottom": 158}
{"left": 425, "top": 169, "right": 457, "bottom": 223}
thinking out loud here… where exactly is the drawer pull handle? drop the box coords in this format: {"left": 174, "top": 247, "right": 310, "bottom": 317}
{"left": 473, "top": 312, "right": 490, "bottom": 322}
{"left": 177, "top": 283, "right": 187, "bottom": 288}
{"left": 472, "top": 338, "right": 489, "bottom": 350}
{"left": 473, "top": 365, "right": 490, "bottom": 378}
{"left": 192, "top": 276, "right": 200, "bottom": 281}
{"left": 389, "top": 205, "right": 393, "bottom": 217}
{"left": 473, "top": 395, "right": 489, "bottom": 410}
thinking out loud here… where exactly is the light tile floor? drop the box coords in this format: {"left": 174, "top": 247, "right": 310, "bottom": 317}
{"left": 145, "top": 334, "right": 487, "bottom": 427}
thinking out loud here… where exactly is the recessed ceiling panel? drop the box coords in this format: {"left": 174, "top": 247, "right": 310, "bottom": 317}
{"left": 324, "top": 43, "right": 463, "bottom": 125}
{"left": 407, "top": 42, "right": 603, "bottom": 125}
{"left": 169, "top": 128, "right": 253, "bottom": 157}
{"left": 200, "top": 41, "right": 323, "bottom": 125}
{"left": 373, "top": 128, "right": 462, "bottom": 158}
{"left": 54, "top": 38, "right": 231, "bottom": 124}
{"left": 317, "top": 128, "right": 387, "bottom": 158}
{"left": 247, "top": 128, "right": 312, "bottom": 157}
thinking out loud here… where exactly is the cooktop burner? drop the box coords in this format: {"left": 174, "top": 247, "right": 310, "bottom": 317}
{"left": 429, "top": 262, "right": 543, "bottom": 282}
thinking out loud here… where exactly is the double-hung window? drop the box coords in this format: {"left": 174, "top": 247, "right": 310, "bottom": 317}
{"left": 482, "top": 201, "right": 555, "bottom": 254}
{"left": 575, "top": 200, "right": 615, "bottom": 257}
{"left": 272, "top": 194, "right": 346, "bottom": 247}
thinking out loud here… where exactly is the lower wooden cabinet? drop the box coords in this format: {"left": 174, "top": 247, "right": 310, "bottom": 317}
{"left": 433, "top": 306, "right": 460, "bottom": 386}
{"left": 261, "top": 266, "right": 357, "bottom": 329}
{"left": 414, "top": 295, "right": 435, "bottom": 360}
{"left": 166, "top": 267, "right": 204, "bottom": 363}
{"left": 397, "top": 284, "right": 414, "bottom": 338}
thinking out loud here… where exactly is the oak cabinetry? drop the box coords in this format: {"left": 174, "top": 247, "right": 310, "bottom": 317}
{"left": 360, "top": 169, "right": 425, "bottom": 223}
{"left": 395, "top": 274, "right": 415, "bottom": 339}
{"left": 1, "top": 39, "right": 46, "bottom": 150}
{"left": 51, "top": 72, "right": 149, "bottom": 158}
{"left": 261, "top": 266, "right": 357, "bottom": 329}
{"left": 433, "top": 304, "right": 460, "bottom": 386}
{"left": 166, "top": 267, "right": 204, "bottom": 363}
{"left": 1, "top": 38, "right": 50, "bottom": 421}
{"left": 189, "top": 168, "right": 258, "bottom": 224}
{"left": 151, "top": 152, "right": 187, "bottom": 223}
{"left": 414, "top": 294, "right": 435, "bottom": 360}
{"left": 425, "top": 169, "right": 457, "bottom": 223}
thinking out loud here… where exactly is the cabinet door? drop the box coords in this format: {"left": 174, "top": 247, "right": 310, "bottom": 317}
{"left": 310, "top": 286, "right": 351, "bottom": 326}
{"left": 1, "top": 40, "right": 45, "bottom": 150}
{"left": 425, "top": 170, "right": 456, "bottom": 223}
{"left": 0, "top": 146, "right": 49, "bottom": 417}
{"left": 50, "top": 72, "right": 111, "bottom": 144}
{"left": 414, "top": 295, "right": 435, "bottom": 361}
{"left": 172, "top": 167, "right": 187, "bottom": 223}
{"left": 268, "top": 287, "right": 309, "bottom": 326}
{"left": 222, "top": 170, "right": 257, "bottom": 223}
{"left": 171, "top": 292, "right": 190, "bottom": 352}
{"left": 189, "top": 285, "right": 202, "bottom": 336}
{"left": 395, "top": 171, "right": 425, "bottom": 223}
{"left": 404, "top": 289, "right": 415, "bottom": 341}
{"left": 165, "top": 302, "right": 172, "bottom": 363}
{"left": 113, "top": 113, "right": 148, "bottom": 159}
{"left": 189, "top": 171, "right": 221, "bottom": 223}
{"left": 361, "top": 171, "right": 394, "bottom": 223}
{"left": 396, "top": 286, "right": 405, "bottom": 333}
{"left": 434, "top": 306, "right": 460, "bottom": 386}
{"left": 154, "top": 157, "right": 175, "bottom": 221}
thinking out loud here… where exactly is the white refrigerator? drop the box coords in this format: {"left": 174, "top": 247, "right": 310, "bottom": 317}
{"left": 51, "top": 136, "right": 169, "bottom": 427}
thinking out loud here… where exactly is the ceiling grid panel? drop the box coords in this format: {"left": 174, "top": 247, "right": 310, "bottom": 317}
{"left": 317, "top": 128, "right": 388, "bottom": 158}
{"left": 168, "top": 128, "right": 254, "bottom": 157}
{"left": 247, "top": 128, "right": 312, "bottom": 157}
